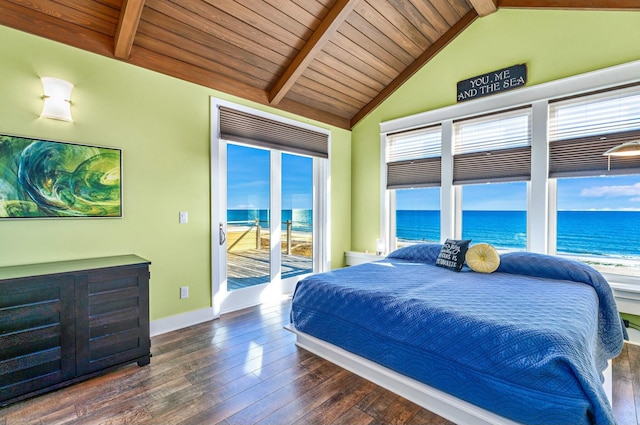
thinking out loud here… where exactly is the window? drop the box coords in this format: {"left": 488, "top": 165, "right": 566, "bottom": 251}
{"left": 386, "top": 125, "right": 441, "bottom": 189}
{"left": 395, "top": 187, "right": 440, "bottom": 246}
{"left": 453, "top": 107, "right": 532, "bottom": 184}
{"left": 380, "top": 65, "right": 640, "bottom": 278}
{"left": 454, "top": 109, "right": 531, "bottom": 250}
{"left": 461, "top": 182, "right": 527, "bottom": 250}
{"left": 549, "top": 85, "right": 640, "bottom": 275}
{"left": 549, "top": 85, "right": 640, "bottom": 178}
{"left": 226, "top": 144, "right": 271, "bottom": 290}
{"left": 281, "top": 153, "right": 313, "bottom": 278}
{"left": 556, "top": 177, "right": 640, "bottom": 269}
{"left": 385, "top": 126, "right": 442, "bottom": 249}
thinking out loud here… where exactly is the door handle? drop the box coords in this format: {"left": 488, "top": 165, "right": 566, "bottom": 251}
{"left": 219, "top": 223, "right": 226, "bottom": 246}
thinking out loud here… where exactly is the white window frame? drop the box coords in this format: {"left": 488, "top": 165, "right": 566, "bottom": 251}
{"left": 380, "top": 60, "right": 640, "bottom": 283}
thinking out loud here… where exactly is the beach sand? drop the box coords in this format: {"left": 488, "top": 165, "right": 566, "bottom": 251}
{"left": 562, "top": 254, "right": 640, "bottom": 277}
{"left": 227, "top": 226, "right": 312, "bottom": 257}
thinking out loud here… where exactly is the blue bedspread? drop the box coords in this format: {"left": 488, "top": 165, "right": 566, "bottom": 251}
{"left": 290, "top": 244, "right": 625, "bottom": 425}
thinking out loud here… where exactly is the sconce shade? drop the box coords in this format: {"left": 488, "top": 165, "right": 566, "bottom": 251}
{"left": 41, "top": 77, "right": 73, "bottom": 121}
{"left": 602, "top": 140, "right": 640, "bottom": 157}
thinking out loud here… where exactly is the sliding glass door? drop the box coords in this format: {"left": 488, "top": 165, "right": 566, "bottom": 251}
{"left": 224, "top": 148, "right": 314, "bottom": 291}
{"left": 211, "top": 99, "right": 330, "bottom": 315}
{"left": 226, "top": 144, "right": 271, "bottom": 290}
{"left": 281, "top": 153, "right": 313, "bottom": 279}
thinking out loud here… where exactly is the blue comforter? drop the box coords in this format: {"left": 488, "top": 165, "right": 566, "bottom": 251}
{"left": 290, "top": 244, "right": 625, "bottom": 425}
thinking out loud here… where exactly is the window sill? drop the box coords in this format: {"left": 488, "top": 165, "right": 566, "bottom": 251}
{"left": 607, "top": 275, "right": 640, "bottom": 317}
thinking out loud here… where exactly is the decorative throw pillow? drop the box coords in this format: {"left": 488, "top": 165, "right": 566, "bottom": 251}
{"left": 466, "top": 243, "right": 500, "bottom": 273}
{"left": 435, "top": 239, "right": 471, "bottom": 272}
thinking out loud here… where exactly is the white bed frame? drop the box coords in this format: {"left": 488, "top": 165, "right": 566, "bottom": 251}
{"left": 285, "top": 324, "right": 613, "bottom": 425}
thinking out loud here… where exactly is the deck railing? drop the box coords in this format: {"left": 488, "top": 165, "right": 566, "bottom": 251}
{"left": 227, "top": 219, "right": 309, "bottom": 255}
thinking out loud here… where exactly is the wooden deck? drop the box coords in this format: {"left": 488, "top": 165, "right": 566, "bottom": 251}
{"left": 227, "top": 249, "right": 312, "bottom": 290}
{"left": 1, "top": 299, "right": 639, "bottom": 425}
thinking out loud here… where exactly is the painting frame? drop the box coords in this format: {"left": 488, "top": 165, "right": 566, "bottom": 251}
{"left": 0, "top": 133, "right": 123, "bottom": 219}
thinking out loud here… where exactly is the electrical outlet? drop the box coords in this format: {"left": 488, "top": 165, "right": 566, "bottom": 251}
{"left": 180, "top": 286, "right": 189, "bottom": 299}
{"left": 179, "top": 211, "right": 188, "bottom": 224}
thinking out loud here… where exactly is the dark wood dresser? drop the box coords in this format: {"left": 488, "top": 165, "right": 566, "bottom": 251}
{"left": 0, "top": 255, "right": 151, "bottom": 406}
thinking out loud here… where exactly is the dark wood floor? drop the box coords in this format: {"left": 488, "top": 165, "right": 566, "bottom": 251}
{"left": 1, "top": 299, "right": 639, "bottom": 425}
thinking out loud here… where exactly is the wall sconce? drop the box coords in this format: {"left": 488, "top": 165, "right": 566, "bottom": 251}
{"left": 603, "top": 140, "right": 640, "bottom": 170}
{"left": 41, "top": 77, "right": 73, "bottom": 122}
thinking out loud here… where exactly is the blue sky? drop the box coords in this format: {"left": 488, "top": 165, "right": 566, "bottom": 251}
{"left": 228, "top": 143, "right": 640, "bottom": 211}
{"left": 557, "top": 176, "right": 640, "bottom": 211}
{"left": 227, "top": 144, "right": 312, "bottom": 210}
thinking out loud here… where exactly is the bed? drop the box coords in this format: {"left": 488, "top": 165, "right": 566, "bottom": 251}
{"left": 288, "top": 243, "right": 625, "bottom": 425}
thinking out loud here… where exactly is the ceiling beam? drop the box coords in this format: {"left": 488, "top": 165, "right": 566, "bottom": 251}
{"left": 498, "top": 0, "right": 640, "bottom": 9}
{"left": 114, "top": 0, "right": 145, "bottom": 59}
{"left": 350, "top": 10, "right": 479, "bottom": 128}
{"left": 128, "top": 46, "right": 351, "bottom": 129}
{"left": 469, "top": 0, "right": 498, "bottom": 16}
{"left": 268, "top": 0, "right": 359, "bottom": 106}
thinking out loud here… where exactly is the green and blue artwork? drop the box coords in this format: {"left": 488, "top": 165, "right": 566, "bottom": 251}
{"left": 0, "top": 134, "right": 122, "bottom": 218}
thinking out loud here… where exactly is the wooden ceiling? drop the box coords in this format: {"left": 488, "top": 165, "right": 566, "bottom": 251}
{"left": 0, "top": 0, "right": 637, "bottom": 129}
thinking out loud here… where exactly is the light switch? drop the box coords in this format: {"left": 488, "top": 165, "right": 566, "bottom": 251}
{"left": 179, "top": 211, "right": 188, "bottom": 224}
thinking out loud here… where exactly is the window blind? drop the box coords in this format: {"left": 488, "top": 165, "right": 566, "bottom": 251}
{"left": 548, "top": 85, "right": 640, "bottom": 177}
{"left": 386, "top": 125, "right": 441, "bottom": 189}
{"left": 218, "top": 106, "right": 329, "bottom": 158}
{"left": 453, "top": 108, "right": 532, "bottom": 184}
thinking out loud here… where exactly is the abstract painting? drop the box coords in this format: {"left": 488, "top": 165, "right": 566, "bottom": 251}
{"left": 0, "top": 134, "right": 122, "bottom": 218}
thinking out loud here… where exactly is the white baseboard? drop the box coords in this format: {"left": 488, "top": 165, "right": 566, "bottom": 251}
{"left": 150, "top": 307, "right": 216, "bottom": 337}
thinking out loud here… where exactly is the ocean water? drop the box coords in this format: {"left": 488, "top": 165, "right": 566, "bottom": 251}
{"left": 228, "top": 209, "right": 640, "bottom": 259}
{"left": 397, "top": 210, "right": 640, "bottom": 258}
{"left": 227, "top": 209, "right": 312, "bottom": 233}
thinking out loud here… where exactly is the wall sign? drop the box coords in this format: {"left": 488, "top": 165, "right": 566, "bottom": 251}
{"left": 457, "top": 64, "right": 527, "bottom": 102}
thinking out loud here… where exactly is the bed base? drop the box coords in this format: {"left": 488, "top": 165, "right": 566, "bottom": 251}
{"left": 285, "top": 324, "right": 613, "bottom": 425}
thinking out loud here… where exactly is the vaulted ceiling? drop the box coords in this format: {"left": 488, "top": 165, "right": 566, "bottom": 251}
{"left": 0, "top": 0, "right": 636, "bottom": 129}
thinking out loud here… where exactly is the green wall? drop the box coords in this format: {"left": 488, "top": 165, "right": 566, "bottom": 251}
{"left": 4, "top": 9, "right": 639, "bottom": 322}
{"left": 351, "top": 8, "right": 640, "bottom": 252}
{"left": 0, "top": 25, "right": 351, "bottom": 321}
